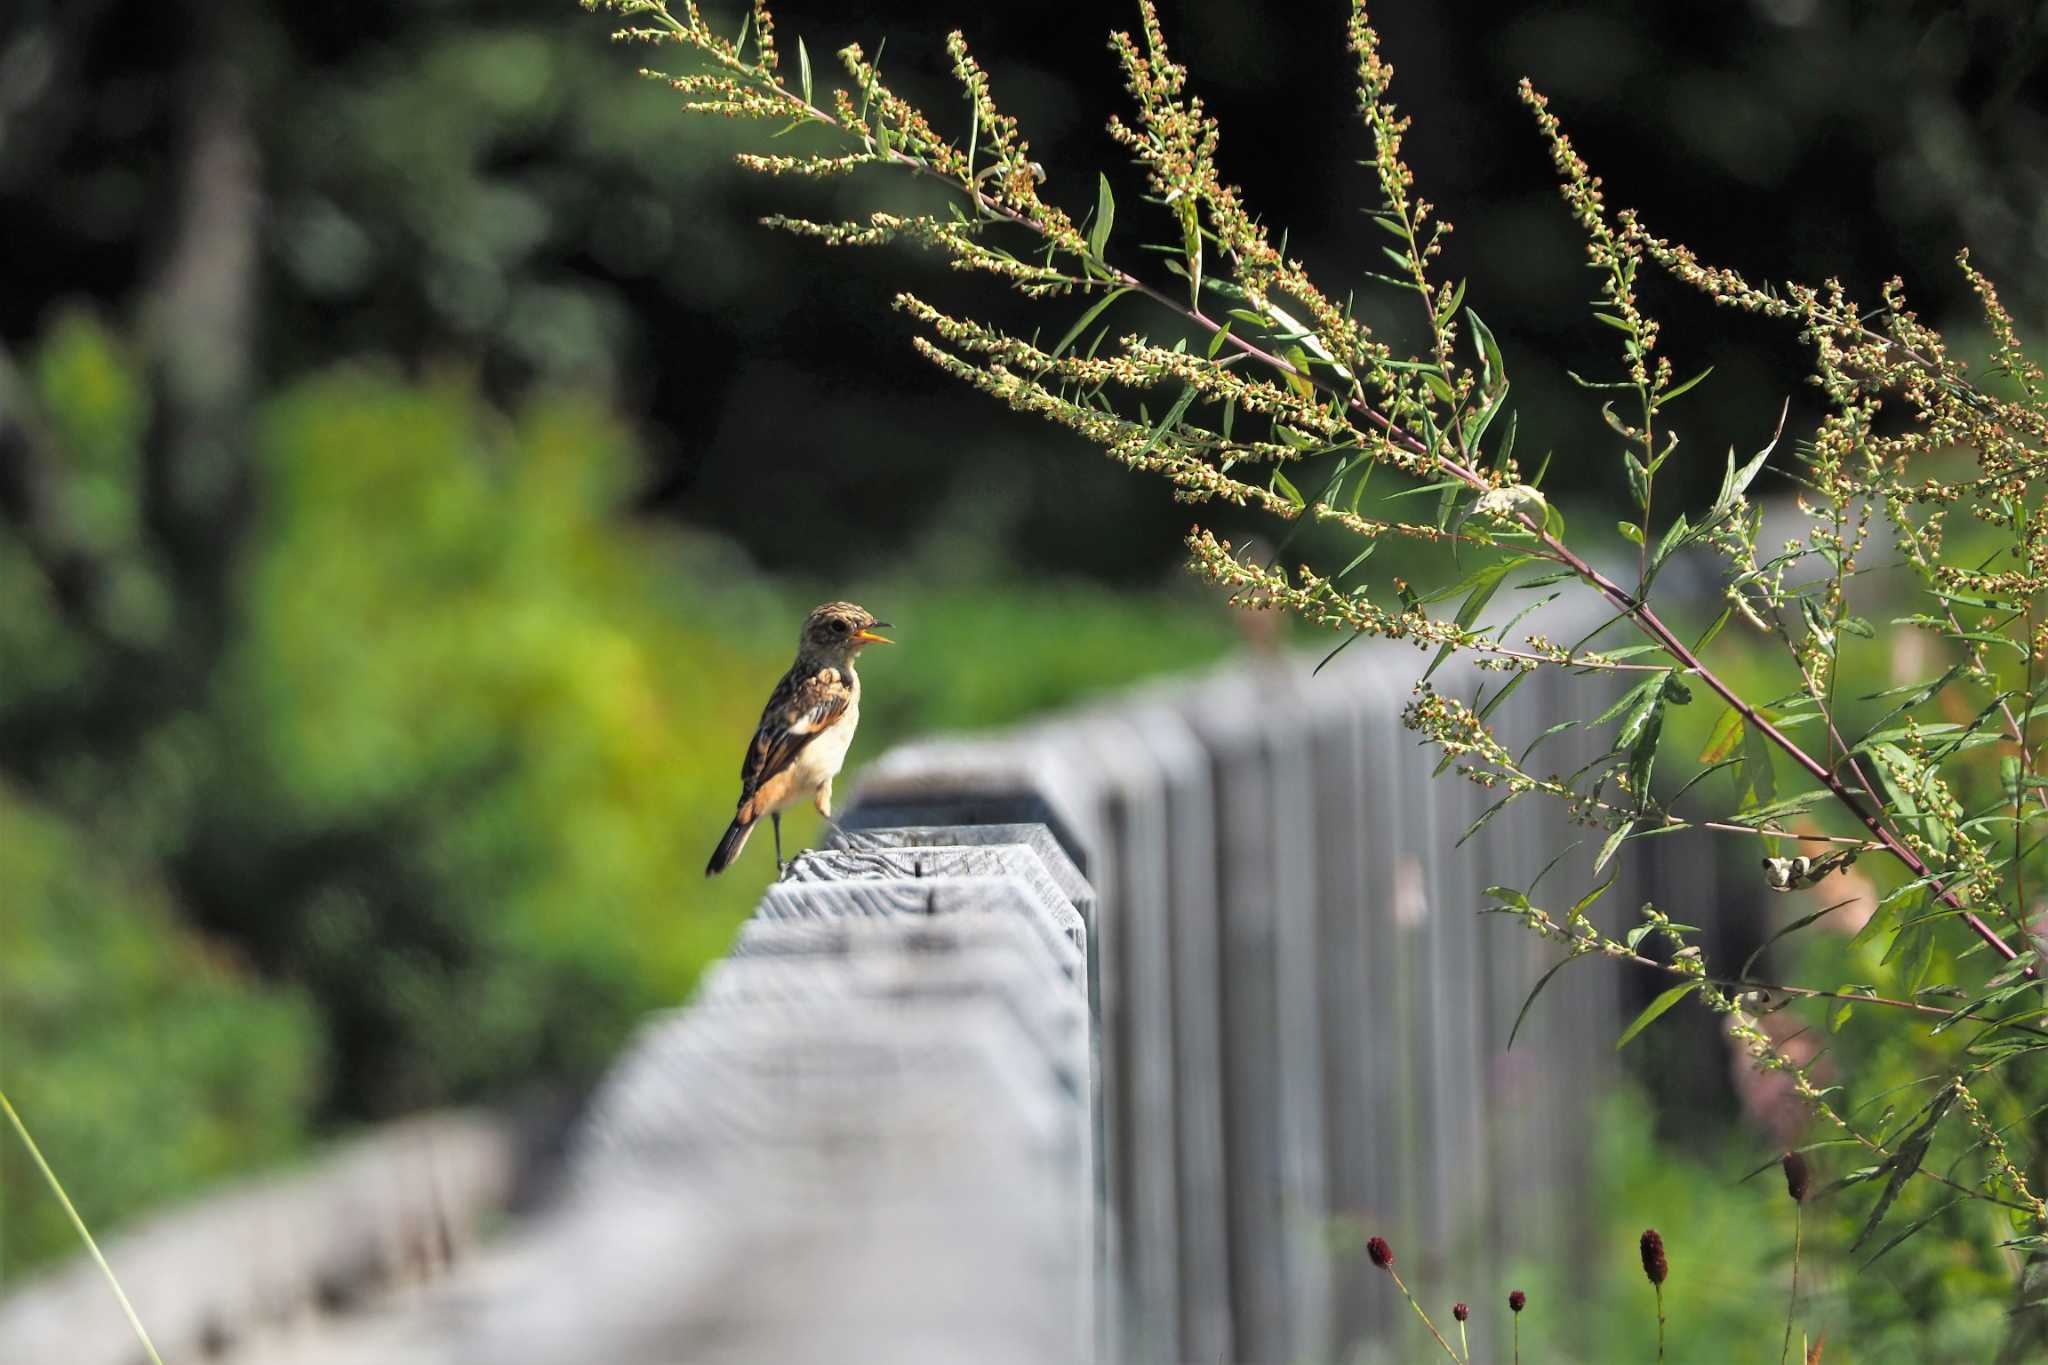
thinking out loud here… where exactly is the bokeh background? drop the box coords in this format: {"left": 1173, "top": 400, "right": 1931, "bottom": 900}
{"left": 2, "top": 0, "right": 2044, "bottom": 1356}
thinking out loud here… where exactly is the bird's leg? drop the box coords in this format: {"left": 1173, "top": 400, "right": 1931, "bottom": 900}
{"left": 814, "top": 782, "right": 846, "bottom": 842}
{"left": 772, "top": 812, "right": 785, "bottom": 875}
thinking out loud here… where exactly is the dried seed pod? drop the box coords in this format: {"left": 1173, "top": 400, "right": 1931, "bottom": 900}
{"left": 1640, "top": 1228, "right": 1668, "bottom": 1285}
{"left": 1783, "top": 1150, "right": 1811, "bottom": 1202}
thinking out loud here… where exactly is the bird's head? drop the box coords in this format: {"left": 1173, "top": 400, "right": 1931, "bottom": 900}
{"left": 800, "top": 601, "right": 893, "bottom": 661}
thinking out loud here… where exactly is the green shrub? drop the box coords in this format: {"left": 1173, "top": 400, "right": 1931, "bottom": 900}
{"left": 0, "top": 789, "right": 320, "bottom": 1276}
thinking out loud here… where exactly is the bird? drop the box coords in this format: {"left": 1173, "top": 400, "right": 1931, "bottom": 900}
{"left": 706, "top": 601, "right": 893, "bottom": 877}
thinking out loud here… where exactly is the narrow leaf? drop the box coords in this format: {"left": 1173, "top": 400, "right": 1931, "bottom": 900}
{"left": 1699, "top": 706, "right": 1745, "bottom": 763}
{"left": 1595, "top": 818, "right": 1635, "bottom": 873}
{"left": 1088, "top": 173, "right": 1116, "bottom": 259}
{"left": 1616, "top": 981, "right": 1703, "bottom": 1050}
{"left": 1051, "top": 287, "right": 1130, "bottom": 359}
{"left": 1510, "top": 956, "right": 1579, "bottom": 1051}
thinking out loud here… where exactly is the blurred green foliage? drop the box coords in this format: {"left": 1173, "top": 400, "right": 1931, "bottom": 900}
{"left": 0, "top": 310, "right": 1237, "bottom": 1274}
{"left": 0, "top": 787, "right": 321, "bottom": 1278}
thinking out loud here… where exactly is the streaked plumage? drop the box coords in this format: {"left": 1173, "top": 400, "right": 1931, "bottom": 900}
{"left": 706, "top": 601, "right": 892, "bottom": 876}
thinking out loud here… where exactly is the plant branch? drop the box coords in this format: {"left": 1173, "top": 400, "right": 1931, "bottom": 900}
{"left": 626, "top": 0, "right": 2028, "bottom": 971}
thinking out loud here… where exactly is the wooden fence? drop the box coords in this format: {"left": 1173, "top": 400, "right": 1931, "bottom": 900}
{"left": 1, "top": 623, "right": 1729, "bottom": 1365}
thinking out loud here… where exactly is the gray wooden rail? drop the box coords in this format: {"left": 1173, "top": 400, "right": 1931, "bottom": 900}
{"left": 1, "top": 627, "right": 1723, "bottom": 1365}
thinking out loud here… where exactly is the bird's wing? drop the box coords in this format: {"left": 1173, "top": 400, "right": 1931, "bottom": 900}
{"left": 740, "top": 666, "right": 852, "bottom": 799}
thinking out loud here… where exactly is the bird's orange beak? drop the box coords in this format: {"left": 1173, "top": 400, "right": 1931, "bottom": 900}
{"left": 854, "top": 621, "right": 894, "bottom": 645}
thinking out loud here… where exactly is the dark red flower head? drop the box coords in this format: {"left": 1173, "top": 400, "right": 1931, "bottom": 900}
{"left": 1640, "top": 1228, "right": 1668, "bottom": 1285}
{"left": 1782, "top": 1150, "right": 1811, "bottom": 1203}
{"left": 1508, "top": 1289, "right": 1526, "bottom": 1314}
{"left": 1452, "top": 1302, "right": 1469, "bottom": 1322}
{"left": 1366, "top": 1235, "right": 1393, "bottom": 1270}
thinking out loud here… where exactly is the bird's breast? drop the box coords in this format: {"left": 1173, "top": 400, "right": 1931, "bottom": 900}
{"left": 786, "top": 697, "right": 858, "bottom": 793}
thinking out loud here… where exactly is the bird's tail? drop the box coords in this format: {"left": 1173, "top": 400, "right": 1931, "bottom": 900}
{"left": 705, "top": 817, "right": 755, "bottom": 877}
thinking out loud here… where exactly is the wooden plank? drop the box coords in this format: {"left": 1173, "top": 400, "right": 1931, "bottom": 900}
{"left": 1118, "top": 690, "right": 1234, "bottom": 1365}
{"left": 0, "top": 1111, "right": 523, "bottom": 1365}
{"left": 822, "top": 822, "right": 1103, "bottom": 1359}
{"left": 1033, "top": 708, "right": 1182, "bottom": 1364}
{"left": 755, "top": 876, "right": 1086, "bottom": 983}
{"left": 1169, "top": 668, "right": 1294, "bottom": 1365}
{"left": 839, "top": 737, "right": 1104, "bottom": 877}
{"left": 825, "top": 824, "right": 1093, "bottom": 926}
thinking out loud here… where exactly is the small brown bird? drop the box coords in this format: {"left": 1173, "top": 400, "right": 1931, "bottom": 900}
{"left": 706, "top": 601, "right": 893, "bottom": 876}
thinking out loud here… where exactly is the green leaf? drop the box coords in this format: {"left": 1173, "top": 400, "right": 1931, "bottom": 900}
{"left": 1467, "top": 308, "right": 1506, "bottom": 393}
{"left": 1693, "top": 604, "right": 1734, "bottom": 653}
{"left": 1129, "top": 384, "right": 1200, "bottom": 464}
{"left": 1624, "top": 450, "right": 1650, "bottom": 510}
{"left": 1729, "top": 789, "right": 1834, "bottom": 826}
{"left": 1862, "top": 1197, "right": 1966, "bottom": 1267}
{"left": 1423, "top": 556, "right": 1522, "bottom": 681}
{"left": 1850, "top": 1086, "right": 1957, "bottom": 1253}
{"left": 1572, "top": 872, "right": 1620, "bottom": 919}
{"left": 1051, "top": 287, "right": 1130, "bottom": 359}
{"left": 1528, "top": 840, "right": 1584, "bottom": 896}
{"left": 1594, "top": 675, "right": 1664, "bottom": 730}
{"left": 1614, "top": 672, "right": 1671, "bottom": 750}
{"left": 1739, "top": 895, "right": 1865, "bottom": 979}
{"left": 1667, "top": 755, "right": 1741, "bottom": 808}
{"left": 1650, "top": 513, "right": 1690, "bottom": 573}
{"left": 1178, "top": 198, "right": 1203, "bottom": 305}
{"left": 1476, "top": 669, "right": 1530, "bottom": 724}
{"left": 797, "top": 36, "right": 814, "bottom": 105}
{"left": 1520, "top": 718, "right": 1578, "bottom": 765}
{"left": 1616, "top": 981, "right": 1703, "bottom": 1050}
{"left": 1462, "top": 387, "right": 1510, "bottom": 454}
{"left": 1385, "top": 477, "right": 1464, "bottom": 504}
{"left": 1271, "top": 467, "right": 1305, "bottom": 509}
{"left": 1699, "top": 706, "right": 1745, "bottom": 764}
{"left": 1594, "top": 818, "right": 1635, "bottom": 873}
{"left": 1509, "top": 956, "right": 1579, "bottom": 1051}
{"left": 1740, "top": 721, "right": 1778, "bottom": 809}
{"left": 1714, "top": 419, "right": 1782, "bottom": 513}
{"left": 1617, "top": 520, "right": 1644, "bottom": 546}
{"left": 1312, "top": 628, "right": 1368, "bottom": 676}
{"left": 1435, "top": 278, "right": 1468, "bottom": 328}
{"left": 1660, "top": 365, "right": 1713, "bottom": 405}
{"left": 1459, "top": 790, "right": 1522, "bottom": 847}
{"left": 1622, "top": 693, "right": 1665, "bottom": 797}
{"left": 1333, "top": 539, "right": 1377, "bottom": 585}
{"left": 1088, "top": 173, "right": 1115, "bottom": 259}
{"left": 1885, "top": 918, "right": 1937, "bottom": 995}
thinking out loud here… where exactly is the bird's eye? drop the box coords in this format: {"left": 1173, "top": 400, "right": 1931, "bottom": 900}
{"left": 831, "top": 619, "right": 848, "bottom": 635}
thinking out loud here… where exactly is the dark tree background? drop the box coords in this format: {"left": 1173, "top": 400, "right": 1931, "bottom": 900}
{"left": 4, "top": 0, "right": 2043, "bottom": 584}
